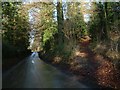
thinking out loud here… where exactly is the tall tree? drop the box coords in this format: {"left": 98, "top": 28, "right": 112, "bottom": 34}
{"left": 56, "top": 0, "right": 64, "bottom": 48}
{"left": 88, "top": 2, "right": 108, "bottom": 41}
{"left": 64, "top": 2, "right": 87, "bottom": 45}
{"left": 2, "top": 2, "right": 30, "bottom": 58}
{"left": 26, "top": 2, "right": 57, "bottom": 52}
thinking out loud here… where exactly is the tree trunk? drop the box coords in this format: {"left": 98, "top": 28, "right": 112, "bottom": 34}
{"left": 103, "top": 2, "right": 108, "bottom": 40}
{"left": 57, "top": 0, "right": 64, "bottom": 48}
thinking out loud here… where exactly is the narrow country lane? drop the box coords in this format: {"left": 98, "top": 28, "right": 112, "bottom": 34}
{"left": 2, "top": 53, "right": 89, "bottom": 88}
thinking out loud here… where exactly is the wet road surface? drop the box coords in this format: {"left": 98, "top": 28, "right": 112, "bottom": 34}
{"left": 3, "top": 52, "right": 89, "bottom": 88}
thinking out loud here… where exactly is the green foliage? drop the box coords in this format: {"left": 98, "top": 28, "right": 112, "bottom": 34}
{"left": 89, "top": 2, "right": 120, "bottom": 42}
{"left": 29, "top": 3, "right": 58, "bottom": 52}
{"left": 66, "top": 2, "right": 88, "bottom": 40}
{"left": 39, "top": 2, "right": 88, "bottom": 60}
{"left": 43, "top": 25, "right": 57, "bottom": 46}
{"left": 2, "top": 2, "right": 30, "bottom": 58}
